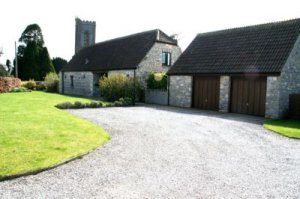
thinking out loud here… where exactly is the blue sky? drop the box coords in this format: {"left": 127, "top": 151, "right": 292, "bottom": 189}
{"left": 0, "top": 0, "right": 299, "bottom": 63}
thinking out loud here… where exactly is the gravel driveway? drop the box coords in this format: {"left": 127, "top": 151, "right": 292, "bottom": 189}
{"left": 1, "top": 105, "right": 299, "bottom": 198}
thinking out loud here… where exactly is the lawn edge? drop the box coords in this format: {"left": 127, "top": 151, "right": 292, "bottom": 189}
{"left": 263, "top": 124, "right": 300, "bottom": 139}
{"left": 0, "top": 139, "right": 109, "bottom": 182}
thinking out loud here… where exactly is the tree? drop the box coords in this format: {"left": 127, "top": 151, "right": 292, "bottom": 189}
{"left": 52, "top": 57, "right": 68, "bottom": 73}
{"left": 0, "top": 64, "right": 8, "bottom": 77}
{"left": 17, "top": 24, "right": 54, "bottom": 80}
{"left": 20, "top": 41, "right": 40, "bottom": 80}
{"left": 39, "top": 47, "right": 55, "bottom": 79}
{"left": 19, "top": 24, "right": 44, "bottom": 47}
{"left": 6, "top": 59, "right": 12, "bottom": 74}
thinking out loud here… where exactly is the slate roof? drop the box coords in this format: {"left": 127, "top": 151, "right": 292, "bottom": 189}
{"left": 62, "top": 29, "right": 177, "bottom": 72}
{"left": 168, "top": 18, "right": 300, "bottom": 75}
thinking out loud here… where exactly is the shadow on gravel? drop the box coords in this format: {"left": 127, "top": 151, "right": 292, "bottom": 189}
{"left": 137, "top": 103, "right": 265, "bottom": 125}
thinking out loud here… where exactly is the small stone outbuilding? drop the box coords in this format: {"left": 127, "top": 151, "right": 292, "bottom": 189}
{"left": 60, "top": 29, "right": 181, "bottom": 97}
{"left": 167, "top": 19, "right": 300, "bottom": 118}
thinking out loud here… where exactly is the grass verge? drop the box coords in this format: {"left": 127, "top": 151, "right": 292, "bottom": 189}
{"left": 0, "top": 91, "right": 110, "bottom": 179}
{"left": 264, "top": 119, "right": 300, "bottom": 139}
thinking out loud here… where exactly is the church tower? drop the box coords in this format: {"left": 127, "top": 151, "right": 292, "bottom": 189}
{"left": 75, "top": 17, "right": 96, "bottom": 54}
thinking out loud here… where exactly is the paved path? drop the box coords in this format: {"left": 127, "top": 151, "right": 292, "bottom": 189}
{"left": 0, "top": 105, "right": 299, "bottom": 198}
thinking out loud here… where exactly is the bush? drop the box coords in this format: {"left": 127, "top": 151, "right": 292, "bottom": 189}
{"left": 116, "top": 97, "right": 134, "bottom": 106}
{"left": 100, "top": 74, "right": 141, "bottom": 102}
{"left": 10, "top": 87, "right": 31, "bottom": 93}
{"left": 55, "top": 101, "right": 105, "bottom": 109}
{"left": 44, "top": 72, "right": 59, "bottom": 92}
{"left": 22, "top": 80, "right": 36, "bottom": 90}
{"left": 35, "top": 81, "right": 46, "bottom": 91}
{"left": 146, "top": 72, "right": 167, "bottom": 90}
{"left": 55, "top": 102, "right": 73, "bottom": 109}
{"left": 85, "top": 101, "right": 103, "bottom": 108}
{"left": 73, "top": 101, "right": 86, "bottom": 109}
{"left": 0, "top": 77, "right": 22, "bottom": 93}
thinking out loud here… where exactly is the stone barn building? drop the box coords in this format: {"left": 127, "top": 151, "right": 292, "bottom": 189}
{"left": 167, "top": 19, "right": 300, "bottom": 119}
{"left": 60, "top": 29, "right": 181, "bottom": 97}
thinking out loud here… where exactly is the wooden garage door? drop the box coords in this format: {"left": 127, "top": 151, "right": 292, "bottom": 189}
{"left": 231, "top": 76, "right": 267, "bottom": 116}
{"left": 193, "top": 76, "right": 220, "bottom": 111}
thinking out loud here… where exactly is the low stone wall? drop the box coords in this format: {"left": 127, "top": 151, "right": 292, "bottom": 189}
{"left": 145, "top": 89, "right": 168, "bottom": 105}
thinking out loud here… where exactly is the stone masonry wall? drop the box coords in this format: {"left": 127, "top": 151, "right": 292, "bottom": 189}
{"left": 265, "top": 76, "right": 281, "bottom": 118}
{"left": 219, "top": 76, "right": 230, "bottom": 112}
{"left": 137, "top": 42, "right": 181, "bottom": 88}
{"left": 61, "top": 71, "right": 94, "bottom": 97}
{"left": 277, "top": 35, "right": 300, "bottom": 118}
{"left": 169, "top": 76, "right": 192, "bottom": 107}
{"left": 145, "top": 89, "right": 168, "bottom": 105}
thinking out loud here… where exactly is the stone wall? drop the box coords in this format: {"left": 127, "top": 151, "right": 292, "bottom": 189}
{"left": 169, "top": 76, "right": 192, "bottom": 107}
{"left": 145, "top": 89, "right": 168, "bottom": 105}
{"left": 277, "top": 35, "right": 300, "bottom": 118}
{"left": 75, "top": 18, "right": 96, "bottom": 54}
{"left": 137, "top": 42, "right": 181, "bottom": 88}
{"left": 60, "top": 71, "right": 95, "bottom": 97}
{"left": 265, "top": 76, "right": 281, "bottom": 118}
{"left": 219, "top": 76, "right": 230, "bottom": 112}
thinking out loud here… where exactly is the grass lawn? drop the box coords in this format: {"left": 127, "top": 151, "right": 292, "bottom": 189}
{"left": 0, "top": 91, "right": 110, "bottom": 179}
{"left": 264, "top": 119, "right": 300, "bottom": 139}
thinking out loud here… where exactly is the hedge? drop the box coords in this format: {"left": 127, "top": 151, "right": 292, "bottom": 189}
{"left": 0, "top": 77, "right": 21, "bottom": 93}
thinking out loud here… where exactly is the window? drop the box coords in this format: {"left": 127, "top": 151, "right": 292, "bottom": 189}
{"left": 70, "top": 75, "right": 74, "bottom": 88}
{"left": 84, "top": 31, "right": 90, "bottom": 47}
{"left": 161, "top": 52, "right": 171, "bottom": 66}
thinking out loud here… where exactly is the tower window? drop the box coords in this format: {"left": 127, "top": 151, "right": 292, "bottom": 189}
{"left": 161, "top": 52, "right": 171, "bottom": 66}
{"left": 84, "top": 31, "right": 90, "bottom": 47}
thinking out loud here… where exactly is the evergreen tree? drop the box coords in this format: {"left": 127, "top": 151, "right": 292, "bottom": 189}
{"left": 39, "top": 47, "right": 55, "bottom": 79}
{"left": 19, "top": 24, "right": 44, "bottom": 46}
{"left": 17, "top": 24, "right": 55, "bottom": 80}
{"left": 0, "top": 64, "right": 8, "bottom": 77}
{"left": 6, "top": 59, "right": 12, "bottom": 74}
{"left": 52, "top": 57, "right": 68, "bottom": 73}
{"left": 20, "top": 41, "right": 40, "bottom": 80}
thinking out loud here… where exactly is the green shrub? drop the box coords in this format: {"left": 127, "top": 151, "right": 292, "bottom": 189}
{"left": 35, "top": 81, "right": 46, "bottom": 91}
{"left": 118, "top": 97, "right": 133, "bottom": 106}
{"left": 100, "top": 74, "right": 141, "bottom": 102}
{"left": 98, "top": 101, "right": 103, "bottom": 107}
{"left": 73, "top": 101, "right": 86, "bottom": 109}
{"left": 22, "top": 80, "right": 36, "bottom": 90}
{"left": 10, "top": 87, "right": 31, "bottom": 93}
{"left": 85, "top": 101, "right": 103, "bottom": 108}
{"left": 146, "top": 72, "right": 167, "bottom": 90}
{"left": 44, "top": 72, "right": 59, "bottom": 92}
{"left": 55, "top": 102, "right": 73, "bottom": 109}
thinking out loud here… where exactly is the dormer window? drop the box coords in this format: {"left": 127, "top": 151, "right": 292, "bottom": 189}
{"left": 162, "top": 52, "right": 171, "bottom": 66}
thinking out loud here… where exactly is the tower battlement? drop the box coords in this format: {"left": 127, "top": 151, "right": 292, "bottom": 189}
{"left": 75, "top": 17, "right": 96, "bottom": 54}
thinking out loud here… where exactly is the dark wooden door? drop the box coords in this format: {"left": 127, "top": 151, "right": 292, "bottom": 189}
{"left": 193, "top": 76, "right": 220, "bottom": 111}
{"left": 230, "top": 76, "right": 267, "bottom": 116}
